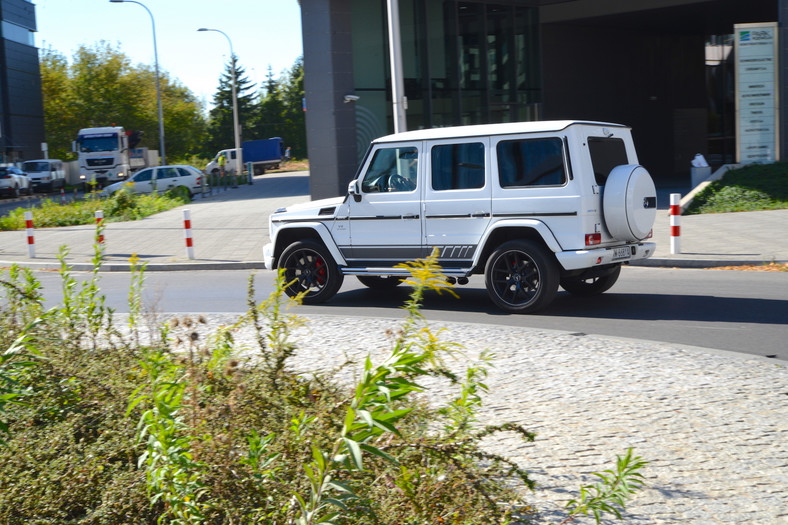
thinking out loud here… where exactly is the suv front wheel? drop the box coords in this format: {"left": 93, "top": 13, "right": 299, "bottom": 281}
{"left": 484, "top": 240, "right": 559, "bottom": 314}
{"left": 279, "top": 240, "right": 344, "bottom": 304}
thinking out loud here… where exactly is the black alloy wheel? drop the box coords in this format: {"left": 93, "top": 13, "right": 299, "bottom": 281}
{"left": 279, "top": 240, "right": 344, "bottom": 304}
{"left": 484, "top": 240, "right": 559, "bottom": 314}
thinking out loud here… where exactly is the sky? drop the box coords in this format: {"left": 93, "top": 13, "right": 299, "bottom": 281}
{"left": 34, "top": 0, "right": 304, "bottom": 108}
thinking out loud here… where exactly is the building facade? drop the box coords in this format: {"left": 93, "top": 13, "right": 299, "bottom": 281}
{"left": 0, "top": 0, "right": 44, "bottom": 164}
{"left": 301, "top": 0, "right": 786, "bottom": 199}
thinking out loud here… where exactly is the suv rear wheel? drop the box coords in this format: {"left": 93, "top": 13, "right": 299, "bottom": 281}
{"left": 484, "top": 240, "right": 559, "bottom": 313}
{"left": 279, "top": 240, "right": 344, "bottom": 304}
{"left": 560, "top": 264, "right": 621, "bottom": 296}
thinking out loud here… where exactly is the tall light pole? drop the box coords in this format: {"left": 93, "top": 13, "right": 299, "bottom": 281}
{"left": 198, "top": 28, "right": 241, "bottom": 175}
{"left": 109, "top": 0, "right": 166, "bottom": 165}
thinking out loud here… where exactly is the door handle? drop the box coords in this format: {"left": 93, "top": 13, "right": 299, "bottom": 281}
{"left": 470, "top": 211, "right": 489, "bottom": 218}
{"left": 402, "top": 213, "right": 419, "bottom": 219}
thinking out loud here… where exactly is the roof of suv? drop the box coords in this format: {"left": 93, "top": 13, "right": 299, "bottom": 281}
{"left": 373, "top": 120, "right": 629, "bottom": 143}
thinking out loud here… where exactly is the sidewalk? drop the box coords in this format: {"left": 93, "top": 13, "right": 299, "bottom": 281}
{"left": 1, "top": 171, "right": 786, "bottom": 271}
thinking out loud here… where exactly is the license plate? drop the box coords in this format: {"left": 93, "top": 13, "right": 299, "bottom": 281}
{"left": 612, "top": 247, "right": 631, "bottom": 260}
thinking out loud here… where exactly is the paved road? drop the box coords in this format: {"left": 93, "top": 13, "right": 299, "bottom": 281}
{"left": 2, "top": 170, "right": 788, "bottom": 524}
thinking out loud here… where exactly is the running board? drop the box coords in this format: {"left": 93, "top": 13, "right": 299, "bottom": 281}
{"left": 341, "top": 267, "right": 472, "bottom": 278}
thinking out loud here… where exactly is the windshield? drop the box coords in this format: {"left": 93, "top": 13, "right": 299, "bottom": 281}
{"left": 23, "top": 162, "right": 51, "bottom": 172}
{"left": 79, "top": 134, "right": 119, "bottom": 153}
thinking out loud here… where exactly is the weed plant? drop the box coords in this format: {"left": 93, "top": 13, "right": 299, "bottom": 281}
{"left": 0, "top": 188, "right": 190, "bottom": 230}
{"left": 0, "top": 244, "right": 647, "bottom": 524}
{"left": 686, "top": 162, "right": 788, "bottom": 214}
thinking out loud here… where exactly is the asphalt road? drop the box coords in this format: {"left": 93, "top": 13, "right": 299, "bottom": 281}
{"left": 25, "top": 265, "right": 788, "bottom": 361}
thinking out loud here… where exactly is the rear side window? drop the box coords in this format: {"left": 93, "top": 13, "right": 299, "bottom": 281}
{"left": 588, "top": 137, "right": 628, "bottom": 185}
{"left": 177, "top": 167, "right": 194, "bottom": 177}
{"left": 497, "top": 138, "right": 566, "bottom": 187}
{"left": 431, "top": 142, "right": 485, "bottom": 191}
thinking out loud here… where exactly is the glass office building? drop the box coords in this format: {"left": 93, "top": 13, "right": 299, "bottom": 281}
{"left": 0, "top": 0, "right": 44, "bottom": 163}
{"left": 302, "top": 0, "right": 784, "bottom": 200}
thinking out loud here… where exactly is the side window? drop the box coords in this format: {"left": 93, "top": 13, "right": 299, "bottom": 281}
{"left": 158, "top": 167, "right": 179, "bottom": 179}
{"left": 497, "top": 138, "right": 566, "bottom": 188}
{"left": 360, "top": 146, "right": 418, "bottom": 193}
{"left": 134, "top": 169, "right": 153, "bottom": 182}
{"left": 177, "top": 167, "right": 193, "bottom": 177}
{"left": 588, "top": 137, "right": 628, "bottom": 185}
{"left": 431, "top": 142, "right": 485, "bottom": 191}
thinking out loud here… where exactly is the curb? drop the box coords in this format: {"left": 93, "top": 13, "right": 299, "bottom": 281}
{"left": 629, "top": 257, "right": 788, "bottom": 268}
{"left": 0, "top": 259, "right": 268, "bottom": 272}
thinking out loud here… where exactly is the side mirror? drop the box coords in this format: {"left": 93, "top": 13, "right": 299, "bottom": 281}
{"left": 348, "top": 179, "right": 362, "bottom": 202}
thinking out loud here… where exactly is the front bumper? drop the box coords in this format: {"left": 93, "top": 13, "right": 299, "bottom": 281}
{"left": 555, "top": 242, "right": 656, "bottom": 271}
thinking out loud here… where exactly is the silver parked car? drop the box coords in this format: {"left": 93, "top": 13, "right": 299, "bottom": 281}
{"left": 0, "top": 166, "right": 33, "bottom": 198}
{"left": 102, "top": 165, "right": 206, "bottom": 199}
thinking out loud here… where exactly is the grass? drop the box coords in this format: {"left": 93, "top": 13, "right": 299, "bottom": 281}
{"left": 0, "top": 188, "right": 190, "bottom": 231}
{"left": 685, "top": 162, "right": 788, "bottom": 215}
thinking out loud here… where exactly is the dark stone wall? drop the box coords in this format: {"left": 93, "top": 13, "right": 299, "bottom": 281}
{"left": 301, "top": 0, "right": 358, "bottom": 200}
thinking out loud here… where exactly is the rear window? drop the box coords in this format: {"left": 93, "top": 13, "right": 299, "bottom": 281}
{"left": 497, "top": 138, "right": 566, "bottom": 188}
{"left": 588, "top": 137, "right": 628, "bottom": 185}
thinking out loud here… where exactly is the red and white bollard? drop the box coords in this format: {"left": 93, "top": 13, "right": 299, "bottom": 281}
{"left": 24, "top": 211, "right": 35, "bottom": 258}
{"left": 60, "top": 187, "right": 66, "bottom": 205}
{"left": 183, "top": 209, "right": 194, "bottom": 260}
{"left": 670, "top": 193, "right": 681, "bottom": 254}
{"left": 95, "top": 210, "right": 104, "bottom": 244}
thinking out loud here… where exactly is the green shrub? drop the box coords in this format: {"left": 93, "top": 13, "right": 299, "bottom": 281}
{"left": 0, "top": 249, "right": 646, "bottom": 524}
{"left": 686, "top": 162, "right": 788, "bottom": 214}
{"left": 0, "top": 190, "right": 188, "bottom": 231}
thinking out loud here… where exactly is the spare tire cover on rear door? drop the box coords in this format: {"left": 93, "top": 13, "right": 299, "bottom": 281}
{"left": 602, "top": 164, "right": 657, "bottom": 242}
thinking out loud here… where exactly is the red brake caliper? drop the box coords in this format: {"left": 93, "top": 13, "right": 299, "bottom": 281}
{"left": 315, "top": 258, "right": 326, "bottom": 285}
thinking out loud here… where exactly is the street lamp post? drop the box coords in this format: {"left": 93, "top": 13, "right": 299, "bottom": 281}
{"left": 109, "top": 0, "right": 166, "bottom": 165}
{"left": 198, "top": 28, "right": 241, "bottom": 176}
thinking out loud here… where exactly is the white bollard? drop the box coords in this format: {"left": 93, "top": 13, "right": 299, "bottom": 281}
{"left": 24, "top": 211, "right": 35, "bottom": 258}
{"left": 183, "top": 209, "right": 194, "bottom": 260}
{"left": 670, "top": 193, "right": 681, "bottom": 254}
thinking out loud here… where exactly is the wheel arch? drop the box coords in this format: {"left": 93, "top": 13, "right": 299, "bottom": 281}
{"left": 272, "top": 223, "right": 347, "bottom": 268}
{"left": 474, "top": 221, "right": 561, "bottom": 272}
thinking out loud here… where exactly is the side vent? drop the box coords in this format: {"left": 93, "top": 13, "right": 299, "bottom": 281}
{"left": 319, "top": 207, "right": 336, "bottom": 216}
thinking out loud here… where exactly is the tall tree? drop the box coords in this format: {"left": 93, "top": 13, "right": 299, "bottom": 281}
{"left": 250, "top": 58, "right": 306, "bottom": 159}
{"left": 39, "top": 42, "right": 207, "bottom": 162}
{"left": 205, "top": 56, "right": 256, "bottom": 156}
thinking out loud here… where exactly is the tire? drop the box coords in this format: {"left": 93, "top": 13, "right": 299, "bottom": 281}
{"left": 560, "top": 264, "right": 621, "bottom": 296}
{"left": 278, "top": 240, "right": 344, "bottom": 304}
{"left": 484, "top": 240, "right": 559, "bottom": 314}
{"left": 357, "top": 275, "right": 403, "bottom": 289}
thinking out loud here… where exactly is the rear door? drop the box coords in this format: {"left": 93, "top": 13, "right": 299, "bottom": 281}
{"left": 423, "top": 138, "right": 491, "bottom": 269}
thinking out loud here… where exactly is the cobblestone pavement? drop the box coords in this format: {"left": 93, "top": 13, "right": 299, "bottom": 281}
{"left": 196, "top": 313, "right": 788, "bottom": 524}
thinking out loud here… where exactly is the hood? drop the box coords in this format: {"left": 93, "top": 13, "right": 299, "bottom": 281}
{"left": 273, "top": 196, "right": 345, "bottom": 219}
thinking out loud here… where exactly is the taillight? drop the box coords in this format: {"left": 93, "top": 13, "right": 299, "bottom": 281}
{"left": 646, "top": 229, "right": 653, "bottom": 239}
{"left": 196, "top": 176, "right": 202, "bottom": 185}
{"left": 585, "top": 233, "right": 601, "bottom": 246}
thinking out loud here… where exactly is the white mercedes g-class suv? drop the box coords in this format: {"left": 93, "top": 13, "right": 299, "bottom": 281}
{"left": 264, "top": 120, "right": 657, "bottom": 313}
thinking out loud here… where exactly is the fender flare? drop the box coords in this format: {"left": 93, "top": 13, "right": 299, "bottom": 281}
{"left": 274, "top": 221, "right": 348, "bottom": 266}
{"left": 472, "top": 218, "right": 563, "bottom": 268}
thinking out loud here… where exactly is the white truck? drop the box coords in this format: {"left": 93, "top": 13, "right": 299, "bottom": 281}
{"left": 74, "top": 126, "right": 158, "bottom": 187}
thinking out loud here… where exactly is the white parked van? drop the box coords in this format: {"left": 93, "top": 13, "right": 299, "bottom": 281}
{"left": 22, "top": 159, "right": 65, "bottom": 192}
